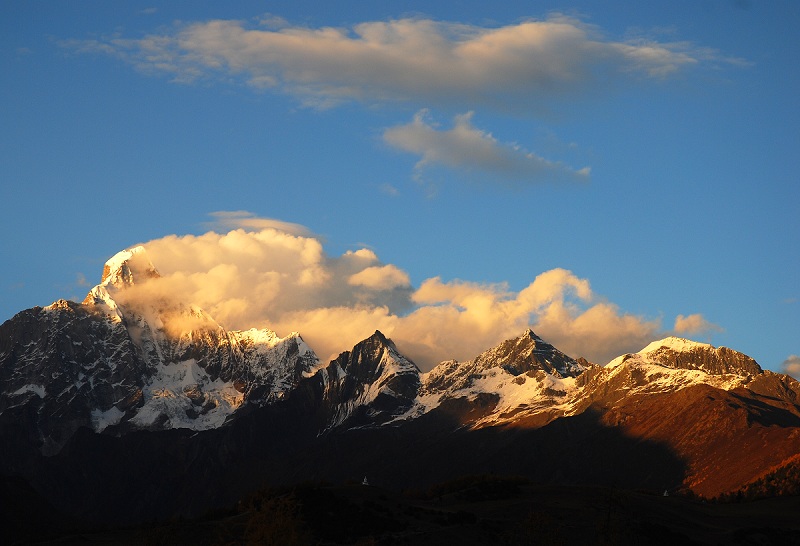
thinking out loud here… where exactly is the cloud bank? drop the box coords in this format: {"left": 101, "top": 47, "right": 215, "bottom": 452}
{"left": 67, "top": 15, "right": 718, "bottom": 110}
{"left": 103, "top": 214, "right": 699, "bottom": 369}
{"left": 383, "top": 110, "right": 589, "bottom": 185}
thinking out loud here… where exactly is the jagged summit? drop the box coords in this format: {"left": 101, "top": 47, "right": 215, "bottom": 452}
{"left": 344, "top": 330, "right": 419, "bottom": 378}
{"left": 361, "top": 330, "right": 391, "bottom": 349}
{"left": 0, "top": 245, "right": 325, "bottom": 451}
{"left": 473, "top": 328, "right": 585, "bottom": 378}
{"left": 637, "top": 336, "right": 763, "bottom": 376}
{"left": 319, "top": 330, "right": 421, "bottom": 429}
{"left": 99, "top": 246, "right": 160, "bottom": 287}
{"left": 82, "top": 246, "right": 161, "bottom": 319}
{"left": 401, "top": 331, "right": 588, "bottom": 428}
{"left": 521, "top": 328, "right": 544, "bottom": 342}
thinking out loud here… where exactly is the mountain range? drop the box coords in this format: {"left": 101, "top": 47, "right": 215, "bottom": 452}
{"left": 2, "top": 247, "right": 800, "bottom": 530}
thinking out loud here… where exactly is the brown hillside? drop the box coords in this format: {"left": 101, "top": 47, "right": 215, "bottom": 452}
{"left": 601, "top": 383, "right": 800, "bottom": 497}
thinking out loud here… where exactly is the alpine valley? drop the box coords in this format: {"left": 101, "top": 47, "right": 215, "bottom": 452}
{"left": 3, "top": 248, "right": 800, "bottom": 544}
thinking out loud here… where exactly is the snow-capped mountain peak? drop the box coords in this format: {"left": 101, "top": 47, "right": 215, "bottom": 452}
{"left": 639, "top": 336, "right": 714, "bottom": 356}
{"left": 634, "top": 336, "right": 762, "bottom": 376}
{"left": 590, "top": 336, "right": 770, "bottom": 415}
{"left": 0, "top": 245, "right": 331, "bottom": 450}
{"left": 319, "top": 330, "right": 421, "bottom": 429}
{"left": 81, "top": 246, "right": 161, "bottom": 322}
{"left": 473, "top": 328, "right": 585, "bottom": 378}
{"left": 395, "top": 330, "right": 587, "bottom": 428}
{"left": 522, "top": 328, "right": 544, "bottom": 342}
{"left": 100, "top": 246, "right": 160, "bottom": 288}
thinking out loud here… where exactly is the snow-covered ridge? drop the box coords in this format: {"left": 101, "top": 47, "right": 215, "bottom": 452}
{"left": 73, "top": 248, "right": 321, "bottom": 433}
{"left": 100, "top": 245, "right": 158, "bottom": 287}
{"left": 639, "top": 336, "right": 715, "bottom": 356}
{"left": 607, "top": 336, "right": 763, "bottom": 377}
{"left": 393, "top": 331, "right": 779, "bottom": 429}
{"left": 231, "top": 328, "right": 319, "bottom": 401}
{"left": 398, "top": 365, "right": 580, "bottom": 427}
{"left": 395, "top": 330, "right": 584, "bottom": 426}
{"left": 600, "top": 352, "right": 750, "bottom": 394}
{"left": 5, "top": 241, "right": 791, "bottom": 452}
{"left": 44, "top": 299, "right": 74, "bottom": 313}
{"left": 233, "top": 327, "right": 281, "bottom": 347}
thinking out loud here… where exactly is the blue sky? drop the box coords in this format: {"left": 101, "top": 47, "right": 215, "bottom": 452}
{"left": 1, "top": 1, "right": 798, "bottom": 372}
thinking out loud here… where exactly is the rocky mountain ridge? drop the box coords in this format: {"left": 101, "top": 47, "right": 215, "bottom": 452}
{"left": 2, "top": 246, "right": 800, "bottom": 525}
{"left": 2, "top": 246, "right": 797, "bottom": 450}
{"left": 0, "top": 248, "right": 319, "bottom": 453}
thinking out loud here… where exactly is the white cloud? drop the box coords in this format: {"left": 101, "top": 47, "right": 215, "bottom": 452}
{"left": 395, "top": 270, "right": 660, "bottom": 366}
{"left": 204, "top": 210, "right": 314, "bottom": 237}
{"left": 673, "top": 313, "right": 724, "bottom": 336}
{"left": 136, "top": 225, "right": 413, "bottom": 323}
{"left": 348, "top": 265, "right": 411, "bottom": 291}
{"left": 67, "top": 15, "right": 721, "bottom": 110}
{"left": 383, "top": 110, "right": 589, "bottom": 185}
{"left": 781, "top": 355, "right": 800, "bottom": 379}
{"left": 104, "top": 213, "right": 678, "bottom": 369}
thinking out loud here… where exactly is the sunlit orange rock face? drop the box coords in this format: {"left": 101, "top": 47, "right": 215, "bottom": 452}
{"left": 425, "top": 335, "right": 800, "bottom": 498}
{"left": 600, "top": 383, "right": 800, "bottom": 497}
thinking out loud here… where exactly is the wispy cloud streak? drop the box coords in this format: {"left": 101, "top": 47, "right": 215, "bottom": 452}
{"left": 65, "top": 15, "right": 728, "bottom": 110}
{"left": 383, "top": 110, "right": 589, "bottom": 186}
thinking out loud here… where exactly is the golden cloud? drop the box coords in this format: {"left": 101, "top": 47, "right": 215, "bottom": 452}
{"left": 100, "top": 214, "right": 696, "bottom": 370}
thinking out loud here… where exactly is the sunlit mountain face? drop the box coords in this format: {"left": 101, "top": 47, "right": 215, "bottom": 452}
{"left": 2, "top": 246, "right": 800, "bottom": 544}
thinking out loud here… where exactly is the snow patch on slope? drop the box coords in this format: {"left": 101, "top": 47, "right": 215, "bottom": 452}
{"left": 91, "top": 406, "right": 125, "bottom": 433}
{"left": 394, "top": 364, "right": 580, "bottom": 426}
{"left": 12, "top": 384, "right": 46, "bottom": 398}
{"left": 129, "top": 359, "right": 244, "bottom": 430}
{"left": 231, "top": 329, "right": 320, "bottom": 400}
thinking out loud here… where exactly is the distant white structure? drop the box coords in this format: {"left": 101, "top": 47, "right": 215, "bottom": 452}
{"left": 362, "top": 476, "right": 369, "bottom": 486}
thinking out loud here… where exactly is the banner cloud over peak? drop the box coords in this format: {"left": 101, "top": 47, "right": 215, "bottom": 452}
{"left": 104, "top": 213, "right": 697, "bottom": 368}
